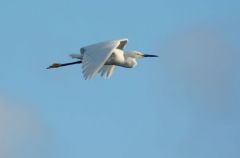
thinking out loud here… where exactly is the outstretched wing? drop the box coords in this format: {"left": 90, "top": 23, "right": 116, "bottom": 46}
{"left": 117, "top": 39, "right": 128, "bottom": 50}
{"left": 98, "top": 65, "right": 116, "bottom": 79}
{"left": 81, "top": 38, "right": 128, "bottom": 80}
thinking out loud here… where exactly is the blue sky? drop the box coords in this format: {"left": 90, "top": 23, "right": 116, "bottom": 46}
{"left": 0, "top": 0, "right": 240, "bottom": 158}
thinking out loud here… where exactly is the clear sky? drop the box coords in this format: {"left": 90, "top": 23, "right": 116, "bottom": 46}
{"left": 0, "top": 0, "right": 240, "bottom": 158}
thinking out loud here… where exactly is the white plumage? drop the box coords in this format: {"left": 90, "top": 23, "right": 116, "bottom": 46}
{"left": 47, "top": 38, "right": 158, "bottom": 80}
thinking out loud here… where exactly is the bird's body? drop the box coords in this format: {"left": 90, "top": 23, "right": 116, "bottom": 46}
{"left": 71, "top": 48, "right": 136, "bottom": 68}
{"left": 105, "top": 49, "right": 127, "bottom": 67}
{"left": 47, "top": 38, "right": 158, "bottom": 79}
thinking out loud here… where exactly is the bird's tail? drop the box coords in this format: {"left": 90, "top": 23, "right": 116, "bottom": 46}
{"left": 70, "top": 53, "right": 83, "bottom": 59}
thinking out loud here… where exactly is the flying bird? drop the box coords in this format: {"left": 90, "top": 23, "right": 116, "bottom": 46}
{"left": 47, "top": 38, "right": 158, "bottom": 79}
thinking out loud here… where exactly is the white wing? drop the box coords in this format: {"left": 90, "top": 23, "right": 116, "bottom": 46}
{"left": 81, "top": 38, "right": 128, "bottom": 80}
{"left": 98, "top": 65, "right": 116, "bottom": 79}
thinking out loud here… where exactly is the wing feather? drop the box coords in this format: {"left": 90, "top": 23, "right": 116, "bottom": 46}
{"left": 81, "top": 38, "right": 128, "bottom": 79}
{"left": 98, "top": 65, "right": 116, "bottom": 79}
{"left": 117, "top": 39, "right": 128, "bottom": 50}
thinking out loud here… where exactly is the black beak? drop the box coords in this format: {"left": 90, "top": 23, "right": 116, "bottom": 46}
{"left": 143, "top": 54, "right": 158, "bottom": 57}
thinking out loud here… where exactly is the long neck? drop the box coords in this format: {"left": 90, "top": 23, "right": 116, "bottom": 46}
{"left": 122, "top": 56, "right": 137, "bottom": 68}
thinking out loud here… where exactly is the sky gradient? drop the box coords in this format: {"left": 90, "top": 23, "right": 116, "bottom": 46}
{"left": 0, "top": 0, "right": 240, "bottom": 158}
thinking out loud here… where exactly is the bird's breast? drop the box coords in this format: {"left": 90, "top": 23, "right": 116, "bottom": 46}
{"left": 105, "top": 50, "right": 125, "bottom": 65}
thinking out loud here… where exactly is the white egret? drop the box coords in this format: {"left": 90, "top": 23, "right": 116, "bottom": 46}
{"left": 47, "top": 38, "right": 158, "bottom": 79}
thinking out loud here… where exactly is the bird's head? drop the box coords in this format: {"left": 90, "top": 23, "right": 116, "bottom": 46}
{"left": 127, "top": 51, "right": 158, "bottom": 59}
